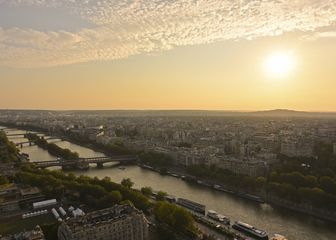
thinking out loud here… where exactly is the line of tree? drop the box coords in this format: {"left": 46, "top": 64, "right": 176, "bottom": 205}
{"left": 26, "top": 133, "right": 79, "bottom": 160}
{"left": 16, "top": 166, "right": 151, "bottom": 212}
{"left": 0, "top": 131, "right": 18, "bottom": 163}
{"left": 186, "top": 164, "right": 336, "bottom": 212}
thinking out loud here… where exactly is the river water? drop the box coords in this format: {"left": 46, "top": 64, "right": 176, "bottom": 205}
{"left": 4, "top": 128, "right": 335, "bottom": 240}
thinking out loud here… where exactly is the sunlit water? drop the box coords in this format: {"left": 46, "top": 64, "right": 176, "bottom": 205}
{"left": 4, "top": 127, "right": 335, "bottom": 240}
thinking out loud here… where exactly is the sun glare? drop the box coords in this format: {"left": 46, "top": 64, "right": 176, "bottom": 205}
{"left": 264, "top": 51, "right": 296, "bottom": 78}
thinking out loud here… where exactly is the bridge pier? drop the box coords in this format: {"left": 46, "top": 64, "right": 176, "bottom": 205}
{"left": 97, "top": 162, "right": 104, "bottom": 168}
{"left": 62, "top": 165, "right": 73, "bottom": 171}
{"left": 76, "top": 162, "right": 89, "bottom": 170}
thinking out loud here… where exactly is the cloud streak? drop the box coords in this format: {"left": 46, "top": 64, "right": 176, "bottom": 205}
{"left": 1, "top": 0, "right": 336, "bottom": 67}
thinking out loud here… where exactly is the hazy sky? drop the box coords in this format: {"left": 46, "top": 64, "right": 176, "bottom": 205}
{"left": 1, "top": 0, "right": 336, "bottom": 111}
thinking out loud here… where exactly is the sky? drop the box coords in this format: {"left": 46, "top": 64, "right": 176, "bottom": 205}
{"left": 0, "top": 0, "right": 336, "bottom": 111}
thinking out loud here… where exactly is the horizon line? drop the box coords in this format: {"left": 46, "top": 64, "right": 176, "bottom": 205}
{"left": 1, "top": 108, "right": 336, "bottom": 113}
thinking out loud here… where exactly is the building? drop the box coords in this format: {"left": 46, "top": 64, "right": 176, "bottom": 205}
{"left": 216, "top": 157, "right": 268, "bottom": 177}
{"left": 0, "top": 225, "right": 45, "bottom": 240}
{"left": 280, "top": 140, "right": 314, "bottom": 158}
{"left": 57, "top": 205, "right": 148, "bottom": 240}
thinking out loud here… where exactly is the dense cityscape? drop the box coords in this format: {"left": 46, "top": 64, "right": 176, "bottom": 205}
{"left": 0, "top": 110, "right": 335, "bottom": 240}
{"left": 1, "top": 0, "right": 336, "bottom": 239}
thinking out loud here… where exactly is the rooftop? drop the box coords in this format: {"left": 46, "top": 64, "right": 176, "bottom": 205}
{"left": 64, "top": 205, "right": 143, "bottom": 233}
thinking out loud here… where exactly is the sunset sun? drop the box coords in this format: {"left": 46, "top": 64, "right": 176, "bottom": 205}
{"left": 264, "top": 51, "right": 296, "bottom": 78}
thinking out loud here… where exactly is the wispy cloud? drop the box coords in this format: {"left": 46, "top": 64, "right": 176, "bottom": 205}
{"left": 1, "top": 0, "right": 336, "bottom": 67}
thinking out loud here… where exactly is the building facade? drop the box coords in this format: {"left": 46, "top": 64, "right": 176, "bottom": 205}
{"left": 57, "top": 205, "right": 148, "bottom": 240}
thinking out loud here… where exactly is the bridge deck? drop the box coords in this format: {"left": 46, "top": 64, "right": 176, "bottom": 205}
{"left": 31, "top": 156, "right": 138, "bottom": 167}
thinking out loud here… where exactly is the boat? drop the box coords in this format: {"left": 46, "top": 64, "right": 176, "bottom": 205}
{"left": 236, "top": 193, "right": 265, "bottom": 203}
{"left": 197, "top": 180, "right": 212, "bottom": 187}
{"left": 165, "top": 195, "right": 177, "bottom": 203}
{"left": 142, "top": 164, "right": 154, "bottom": 170}
{"left": 176, "top": 198, "right": 206, "bottom": 215}
{"left": 213, "top": 184, "right": 235, "bottom": 194}
{"left": 232, "top": 221, "right": 268, "bottom": 240}
{"left": 184, "top": 175, "right": 197, "bottom": 182}
{"left": 170, "top": 173, "right": 180, "bottom": 178}
{"left": 207, "top": 210, "right": 230, "bottom": 225}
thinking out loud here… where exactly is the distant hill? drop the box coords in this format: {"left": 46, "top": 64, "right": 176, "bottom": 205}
{"left": 247, "top": 109, "right": 336, "bottom": 118}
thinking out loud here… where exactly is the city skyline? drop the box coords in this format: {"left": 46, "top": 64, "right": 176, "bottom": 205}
{"left": 1, "top": 0, "right": 336, "bottom": 111}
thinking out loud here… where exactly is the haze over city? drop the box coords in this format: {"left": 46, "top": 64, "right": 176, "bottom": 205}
{"left": 1, "top": 0, "right": 336, "bottom": 111}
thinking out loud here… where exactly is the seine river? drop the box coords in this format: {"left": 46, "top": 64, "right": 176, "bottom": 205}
{"left": 5, "top": 128, "right": 335, "bottom": 240}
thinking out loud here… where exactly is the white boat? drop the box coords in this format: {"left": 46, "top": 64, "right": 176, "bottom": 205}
{"left": 207, "top": 210, "right": 218, "bottom": 219}
{"left": 207, "top": 210, "right": 230, "bottom": 225}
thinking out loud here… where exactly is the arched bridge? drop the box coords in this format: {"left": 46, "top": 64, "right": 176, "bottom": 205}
{"left": 31, "top": 155, "right": 139, "bottom": 169}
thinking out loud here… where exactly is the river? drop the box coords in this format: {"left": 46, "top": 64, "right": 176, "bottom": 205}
{"left": 4, "top": 128, "right": 335, "bottom": 240}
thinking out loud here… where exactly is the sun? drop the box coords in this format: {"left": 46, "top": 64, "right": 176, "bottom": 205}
{"left": 263, "top": 51, "right": 296, "bottom": 78}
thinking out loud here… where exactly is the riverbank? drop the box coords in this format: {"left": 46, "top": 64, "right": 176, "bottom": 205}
{"left": 139, "top": 163, "right": 336, "bottom": 223}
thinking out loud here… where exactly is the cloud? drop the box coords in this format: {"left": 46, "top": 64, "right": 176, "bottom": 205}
{"left": 1, "top": 0, "right": 336, "bottom": 67}
{"left": 300, "top": 29, "right": 336, "bottom": 41}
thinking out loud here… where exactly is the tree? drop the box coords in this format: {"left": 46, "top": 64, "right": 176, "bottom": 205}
{"left": 141, "top": 187, "right": 153, "bottom": 197}
{"left": 154, "top": 201, "right": 196, "bottom": 235}
{"left": 305, "top": 175, "right": 318, "bottom": 188}
{"left": 0, "top": 175, "right": 9, "bottom": 185}
{"left": 156, "top": 191, "right": 168, "bottom": 201}
{"left": 120, "top": 200, "right": 134, "bottom": 206}
{"left": 256, "top": 176, "right": 267, "bottom": 188}
{"left": 319, "top": 176, "right": 336, "bottom": 195}
{"left": 121, "top": 178, "right": 134, "bottom": 189}
{"left": 154, "top": 201, "right": 175, "bottom": 224}
{"left": 172, "top": 206, "right": 196, "bottom": 233}
{"left": 99, "top": 191, "right": 122, "bottom": 208}
{"left": 110, "top": 191, "right": 122, "bottom": 203}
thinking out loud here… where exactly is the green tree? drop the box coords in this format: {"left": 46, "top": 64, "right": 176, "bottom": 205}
{"left": 141, "top": 187, "right": 153, "bottom": 197}
{"left": 154, "top": 201, "right": 196, "bottom": 235}
{"left": 256, "top": 176, "right": 267, "bottom": 188}
{"left": 319, "top": 176, "right": 336, "bottom": 195}
{"left": 156, "top": 191, "right": 168, "bottom": 201}
{"left": 121, "top": 178, "right": 134, "bottom": 189}
{"left": 0, "top": 175, "right": 9, "bottom": 185}
{"left": 99, "top": 191, "right": 122, "bottom": 208}
{"left": 172, "top": 206, "right": 196, "bottom": 233}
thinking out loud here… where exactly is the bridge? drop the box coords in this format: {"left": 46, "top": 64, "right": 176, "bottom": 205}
{"left": 6, "top": 133, "right": 27, "bottom": 137}
{"left": 15, "top": 137, "right": 62, "bottom": 147}
{"left": 1, "top": 128, "right": 16, "bottom": 132}
{"left": 31, "top": 156, "right": 139, "bottom": 169}
{"left": 16, "top": 141, "right": 36, "bottom": 147}
{"left": 5, "top": 132, "right": 40, "bottom": 137}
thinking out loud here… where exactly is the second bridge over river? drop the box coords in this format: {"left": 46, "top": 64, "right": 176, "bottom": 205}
{"left": 30, "top": 155, "right": 139, "bottom": 170}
